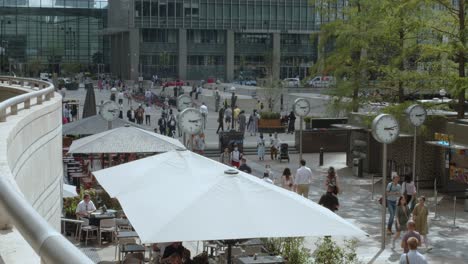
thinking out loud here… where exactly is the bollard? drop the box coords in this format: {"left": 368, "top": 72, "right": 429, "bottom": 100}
{"left": 319, "top": 147, "right": 324, "bottom": 166}
{"left": 433, "top": 178, "right": 440, "bottom": 221}
{"left": 451, "top": 195, "right": 459, "bottom": 230}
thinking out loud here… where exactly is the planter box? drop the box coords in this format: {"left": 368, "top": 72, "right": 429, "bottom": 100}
{"left": 258, "top": 119, "right": 285, "bottom": 133}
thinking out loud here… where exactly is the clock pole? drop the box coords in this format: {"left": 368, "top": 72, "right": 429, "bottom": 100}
{"left": 299, "top": 117, "right": 303, "bottom": 161}
{"left": 108, "top": 121, "right": 112, "bottom": 130}
{"left": 412, "top": 126, "right": 417, "bottom": 190}
{"left": 381, "top": 143, "right": 387, "bottom": 250}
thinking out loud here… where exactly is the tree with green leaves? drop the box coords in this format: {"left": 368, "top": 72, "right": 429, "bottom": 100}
{"left": 316, "top": 0, "right": 381, "bottom": 112}
{"left": 422, "top": 0, "right": 468, "bottom": 118}
{"left": 375, "top": 0, "right": 428, "bottom": 103}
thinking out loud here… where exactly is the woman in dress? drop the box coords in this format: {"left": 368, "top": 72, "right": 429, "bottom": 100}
{"left": 325, "top": 167, "right": 339, "bottom": 195}
{"left": 413, "top": 196, "right": 430, "bottom": 250}
{"left": 392, "top": 195, "right": 410, "bottom": 248}
{"left": 281, "top": 168, "right": 295, "bottom": 191}
{"left": 257, "top": 134, "right": 266, "bottom": 160}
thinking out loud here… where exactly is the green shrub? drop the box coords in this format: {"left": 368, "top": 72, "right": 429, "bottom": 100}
{"left": 311, "top": 237, "right": 361, "bottom": 264}
{"left": 260, "top": 111, "right": 281, "bottom": 119}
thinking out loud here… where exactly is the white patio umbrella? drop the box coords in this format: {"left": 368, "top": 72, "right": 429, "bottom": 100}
{"left": 68, "top": 125, "right": 186, "bottom": 154}
{"left": 93, "top": 150, "right": 367, "bottom": 245}
{"left": 63, "top": 183, "right": 78, "bottom": 198}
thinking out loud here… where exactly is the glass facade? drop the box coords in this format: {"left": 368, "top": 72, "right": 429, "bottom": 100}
{"left": 0, "top": 0, "right": 107, "bottom": 75}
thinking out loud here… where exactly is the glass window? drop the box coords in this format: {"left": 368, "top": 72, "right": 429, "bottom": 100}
{"left": 223, "top": 4, "right": 230, "bottom": 19}
{"left": 143, "top": 1, "right": 150, "bottom": 17}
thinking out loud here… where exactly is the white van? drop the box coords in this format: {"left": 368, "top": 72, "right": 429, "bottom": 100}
{"left": 40, "top": 72, "right": 52, "bottom": 82}
{"left": 308, "top": 76, "right": 335, "bottom": 88}
{"left": 283, "top": 77, "right": 300, "bottom": 88}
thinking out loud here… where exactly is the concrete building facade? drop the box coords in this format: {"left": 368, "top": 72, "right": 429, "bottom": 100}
{"left": 107, "top": 0, "right": 328, "bottom": 81}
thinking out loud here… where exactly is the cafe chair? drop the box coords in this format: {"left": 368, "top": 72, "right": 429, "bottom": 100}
{"left": 116, "top": 217, "right": 133, "bottom": 231}
{"left": 80, "top": 218, "right": 98, "bottom": 246}
{"left": 116, "top": 237, "right": 138, "bottom": 261}
{"left": 123, "top": 253, "right": 144, "bottom": 264}
{"left": 99, "top": 218, "right": 117, "bottom": 245}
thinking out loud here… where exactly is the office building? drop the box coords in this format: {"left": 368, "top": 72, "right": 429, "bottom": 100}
{"left": 0, "top": 0, "right": 107, "bottom": 75}
{"left": 107, "top": 0, "right": 329, "bottom": 81}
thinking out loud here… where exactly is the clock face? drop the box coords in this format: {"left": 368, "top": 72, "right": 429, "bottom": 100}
{"left": 179, "top": 108, "right": 203, "bottom": 134}
{"left": 293, "top": 98, "right": 311, "bottom": 117}
{"left": 177, "top": 95, "right": 192, "bottom": 111}
{"left": 372, "top": 114, "right": 400, "bottom": 144}
{"left": 100, "top": 101, "right": 119, "bottom": 121}
{"left": 406, "top": 104, "right": 426, "bottom": 127}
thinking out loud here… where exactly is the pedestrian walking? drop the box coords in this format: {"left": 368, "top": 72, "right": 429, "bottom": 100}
{"left": 230, "top": 145, "right": 242, "bottom": 168}
{"left": 294, "top": 159, "right": 313, "bottom": 198}
{"left": 118, "top": 90, "right": 124, "bottom": 105}
{"left": 269, "top": 133, "right": 280, "bottom": 160}
{"left": 127, "top": 107, "right": 135, "bottom": 123}
{"left": 145, "top": 104, "right": 152, "bottom": 125}
{"left": 200, "top": 102, "right": 208, "bottom": 130}
{"left": 287, "top": 111, "right": 296, "bottom": 134}
{"left": 318, "top": 185, "right": 340, "bottom": 212}
{"left": 413, "top": 196, "right": 430, "bottom": 250}
{"left": 325, "top": 166, "right": 339, "bottom": 194}
{"left": 216, "top": 106, "right": 224, "bottom": 134}
{"left": 402, "top": 174, "right": 417, "bottom": 211}
{"left": 247, "top": 110, "right": 259, "bottom": 136}
{"left": 401, "top": 220, "right": 422, "bottom": 253}
{"left": 393, "top": 195, "right": 410, "bottom": 249}
{"left": 263, "top": 164, "right": 274, "bottom": 183}
{"left": 195, "top": 85, "right": 203, "bottom": 100}
{"left": 257, "top": 134, "right": 266, "bottom": 160}
{"left": 219, "top": 147, "right": 231, "bottom": 165}
{"left": 136, "top": 105, "right": 144, "bottom": 125}
{"left": 158, "top": 115, "right": 166, "bottom": 135}
{"left": 214, "top": 87, "right": 220, "bottom": 112}
{"left": 281, "top": 168, "right": 295, "bottom": 191}
{"left": 399, "top": 237, "right": 427, "bottom": 264}
{"left": 224, "top": 107, "right": 232, "bottom": 130}
{"left": 238, "top": 110, "right": 246, "bottom": 134}
{"left": 387, "top": 172, "right": 401, "bottom": 234}
{"left": 239, "top": 158, "right": 252, "bottom": 174}
{"left": 233, "top": 106, "right": 241, "bottom": 130}
{"left": 168, "top": 114, "right": 177, "bottom": 137}
{"left": 118, "top": 103, "right": 123, "bottom": 119}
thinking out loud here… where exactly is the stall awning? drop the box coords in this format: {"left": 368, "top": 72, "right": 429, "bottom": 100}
{"left": 332, "top": 124, "right": 413, "bottom": 137}
{"left": 425, "top": 141, "right": 468, "bottom": 150}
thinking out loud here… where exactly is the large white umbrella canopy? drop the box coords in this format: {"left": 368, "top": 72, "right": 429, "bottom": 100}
{"left": 63, "top": 115, "right": 149, "bottom": 136}
{"left": 93, "top": 150, "right": 367, "bottom": 244}
{"left": 63, "top": 183, "right": 78, "bottom": 198}
{"left": 68, "top": 125, "right": 186, "bottom": 154}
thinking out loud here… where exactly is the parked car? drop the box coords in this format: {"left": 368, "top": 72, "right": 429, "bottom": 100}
{"left": 308, "top": 76, "right": 335, "bottom": 88}
{"left": 283, "top": 78, "right": 300, "bottom": 88}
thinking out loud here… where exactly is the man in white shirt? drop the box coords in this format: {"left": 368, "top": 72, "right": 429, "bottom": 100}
{"left": 200, "top": 102, "right": 208, "bottom": 129}
{"left": 294, "top": 159, "right": 313, "bottom": 198}
{"left": 196, "top": 85, "right": 203, "bottom": 100}
{"left": 400, "top": 237, "right": 427, "bottom": 264}
{"left": 76, "top": 194, "right": 96, "bottom": 217}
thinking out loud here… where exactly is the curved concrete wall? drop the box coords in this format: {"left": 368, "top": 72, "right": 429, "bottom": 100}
{"left": 0, "top": 87, "right": 63, "bottom": 262}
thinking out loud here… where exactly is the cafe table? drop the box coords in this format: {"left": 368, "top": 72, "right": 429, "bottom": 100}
{"left": 237, "top": 255, "right": 285, "bottom": 264}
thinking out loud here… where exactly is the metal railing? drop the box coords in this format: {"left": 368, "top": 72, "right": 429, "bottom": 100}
{"left": 0, "top": 76, "right": 55, "bottom": 122}
{"left": 0, "top": 76, "right": 93, "bottom": 263}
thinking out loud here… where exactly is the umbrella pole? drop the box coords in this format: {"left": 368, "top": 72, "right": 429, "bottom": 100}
{"left": 227, "top": 244, "right": 232, "bottom": 264}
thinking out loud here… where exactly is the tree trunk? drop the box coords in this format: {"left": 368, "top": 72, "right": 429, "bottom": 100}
{"left": 398, "top": 29, "right": 405, "bottom": 103}
{"left": 458, "top": 0, "right": 466, "bottom": 119}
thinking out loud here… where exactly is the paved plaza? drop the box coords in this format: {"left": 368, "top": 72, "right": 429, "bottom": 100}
{"left": 64, "top": 86, "right": 468, "bottom": 263}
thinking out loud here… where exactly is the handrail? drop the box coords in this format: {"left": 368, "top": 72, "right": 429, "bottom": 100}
{"left": 0, "top": 178, "right": 93, "bottom": 264}
{"left": 0, "top": 76, "right": 93, "bottom": 263}
{"left": 0, "top": 76, "right": 56, "bottom": 122}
